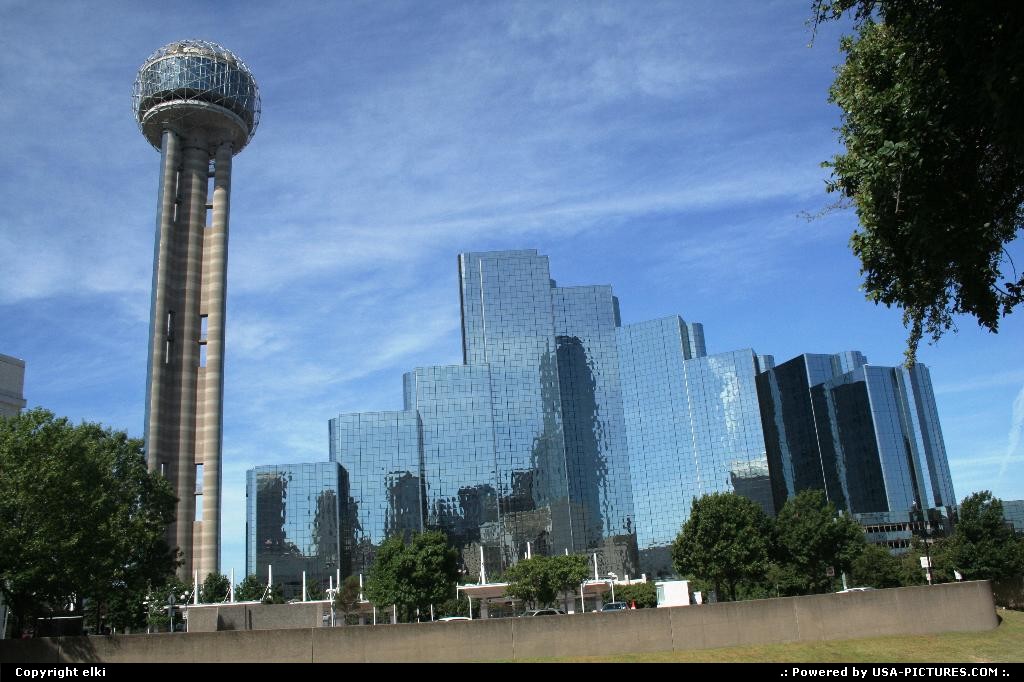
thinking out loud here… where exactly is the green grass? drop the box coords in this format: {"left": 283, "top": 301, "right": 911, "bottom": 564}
{"left": 519, "top": 609, "right": 1024, "bottom": 663}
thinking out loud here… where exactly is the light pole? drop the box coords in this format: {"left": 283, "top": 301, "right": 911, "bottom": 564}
{"left": 912, "top": 502, "right": 933, "bottom": 585}
{"left": 607, "top": 573, "right": 618, "bottom": 603}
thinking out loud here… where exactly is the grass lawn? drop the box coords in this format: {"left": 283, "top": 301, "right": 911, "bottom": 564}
{"left": 521, "top": 608, "right": 1024, "bottom": 663}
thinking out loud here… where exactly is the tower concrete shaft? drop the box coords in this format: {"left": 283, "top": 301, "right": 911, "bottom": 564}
{"left": 144, "top": 130, "right": 232, "bottom": 581}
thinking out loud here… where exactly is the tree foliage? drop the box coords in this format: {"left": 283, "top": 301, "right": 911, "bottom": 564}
{"left": 0, "top": 408, "right": 178, "bottom": 633}
{"left": 773, "top": 490, "right": 867, "bottom": 594}
{"left": 815, "top": 1, "right": 1024, "bottom": 363}
{"left": 504, "top": 554, "right": 589, "bottom": 609}
{"left": 614, "top": 581, "right": 657, "bottom": 609}
{"left": 200, "top": 572, "right": 231, "bottom": 604}
{"left": 934, "top": 491, "right": 1024, "bottom": 582}
{"left": 334, "top": 574, "right": 363, "bottom": 623}
{"left": 234, "top": 575, "right": 267, "bottom": 602}
{"left": 849, "top": 542, "right": 903, "bottom": 589}
{"left": 364, "top": 531, "right": 459, "bottom": 621}
{"left": 671, "top": 493, "right": 772, "bottom": 601}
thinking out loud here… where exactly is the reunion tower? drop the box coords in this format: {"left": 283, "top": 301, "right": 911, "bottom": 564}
{"left": 133, "top": 40, "right": 260, "bottom": 580}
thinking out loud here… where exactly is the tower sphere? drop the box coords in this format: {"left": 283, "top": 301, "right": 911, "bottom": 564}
{"left": 132, "top": 39, "right": 260, "bottom": 155}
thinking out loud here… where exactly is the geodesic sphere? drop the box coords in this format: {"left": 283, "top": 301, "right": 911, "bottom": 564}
{"left": 133, "top": 40, "right": 260, "bottom": 154}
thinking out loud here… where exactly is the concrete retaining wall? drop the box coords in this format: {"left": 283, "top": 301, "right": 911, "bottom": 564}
{"left": 0, "top": 581, "right": 999, "bottom": 663}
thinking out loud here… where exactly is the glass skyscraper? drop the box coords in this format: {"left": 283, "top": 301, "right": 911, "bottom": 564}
{"left": 248, "top": 249, "right": 957, "bottom": 587}
{"left": 618, "top": 317, "right": 775, "bottom": 575}
{"left": 757, "top": 354, "right": 956, "bottom": 520}
{"left": 331, "top": 250, "right": 640, "bottom": 579}
{"left": 327, "top": 250, "right": 780, "bottom": 579}
{"left": 245, "top": 462, "right": 347, "bottom": 599}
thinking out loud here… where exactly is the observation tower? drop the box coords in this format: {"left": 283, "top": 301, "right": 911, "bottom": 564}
{"left": 133, "top": 40, "right": 260, "bottom": 580}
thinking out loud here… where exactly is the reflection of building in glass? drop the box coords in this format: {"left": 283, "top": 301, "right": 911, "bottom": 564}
{"left": 757, "top": 354, "right": 957, "bottom": 547}
{"left": 331, "top": 251, "right": 640, "bottom": 578}
{"left": 328, "top": 410, "right": 422, "bottom": 574}
{"left": 281, "top": 248, "right": 960, "bottom": 581}
{"left": 245, "top": 462, "right": 347, "bottom": 599}
{"left": 1001, "top": 500, "right": 1024, "bottom": 536}
{"left": 618, "top": 318, "right": 775, "bottom": 576}
{"left": 758, "top": 356, "right": 955, "bottom": 514}
{"left": 756, "top": 352, "right": 869, "bottom": 512}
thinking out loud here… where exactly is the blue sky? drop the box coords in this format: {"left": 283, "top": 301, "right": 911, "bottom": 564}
{"left": 1, "top": 1, "right": 1021, "bottom": 582}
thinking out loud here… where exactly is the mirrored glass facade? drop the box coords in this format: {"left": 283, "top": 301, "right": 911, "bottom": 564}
{"left": 756, "top": 352, "right": 869, "bottom": 511}
{"left": 285, "top": 248, "right": 960, "bottom": 584}
{"left": 245, "top": 462, "right": 346, "bottom": 599}
{"left": 618, "top": 316, "right": 774, "bottom": 576}
{"left": 329, "top": 250, "right": 644, "bottom": 579}
{"left": 328, "top": 411, "right": 422, "bottom": 574}
{"left": 553, "top": 286, "right": 637, "bottom": 573}
{"left": 758, "top": 354, "right": 955, "bottom": 518}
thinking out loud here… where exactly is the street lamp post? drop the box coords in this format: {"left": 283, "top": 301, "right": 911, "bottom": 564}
{"left": 912, "top": 502, "right": 933, "bottom": 585}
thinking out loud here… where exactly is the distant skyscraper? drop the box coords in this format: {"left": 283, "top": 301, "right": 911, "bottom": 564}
{"left": 331, "top": 250, "right": 640, "bottom": 579}
{"left": 246, "top": 462, "right": 346, "bottom": 599}
{"left": 0, "top": 353, "right": 26, "bottom": 417}
{"left": 756, "top": 352, "right": 869, "bottom": 512}
{"left": 617, "top": 318, "right": 774, "bottom": 575}
{"left": 134, "top": 40, "right": 260, "bottom": 579}
{"left": 273, "top": 248, "right": 959, "bottom": 585}
{"left": 758, "top": 354, "right": 956, "bottom": 517}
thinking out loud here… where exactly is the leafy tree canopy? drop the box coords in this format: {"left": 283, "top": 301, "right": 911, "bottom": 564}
{"left": 0, "top": 408, "right": 178, "bottom": 633}
{"left": 774, "top": 490, "right": 867, "bottom": 594}
{"left": 849, "top": 543, "right": 903, "bottom": 589}
{"left": 234, "top": 575, "right": 267, "bottom": 602}
{"left": 504, "top": 554, "right": 589, "bottom": 609}
{"left": 364, "top": 531, "right": 459, "bottom": 621}
{"left": 671, "top": 493, "right": 772, "bottom": 601}
{"left": 614, "top": 581, "right": 657, "bottom": 609}
{"left": 334, "top": 575, "right": 362, "bottom": 615}
{"left": 200, "top": 572, "right": 231, "bottom": 604}
{"left": 815, "top": 1, "right": 1024, "bottom": 363}
{"left": 935, "top": 491, "right": 1024, "bottom": 582}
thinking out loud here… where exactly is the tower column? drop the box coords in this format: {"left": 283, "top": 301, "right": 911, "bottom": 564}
{"left": 171, "top": 141, "right": 210, "bottom": 577}
{"left": 196, "top": 141, "right": 232, "bottom": 579}
{"left": 144, "top": 129, "right": 181, "bottom": 474}
{"left": 136, "top": 39, "right": 259, "bottom": 584}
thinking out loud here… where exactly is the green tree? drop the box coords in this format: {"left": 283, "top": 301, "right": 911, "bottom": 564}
{"left": 671, "top": 493, "right": 772, "bottom": 601}
{"left": 895, "top": 538, "right": 931, "bottom": 587}
{"left": 234, "top": 574, "right": 266, "bottom": 602}
{"left": 814, "top": 1, "right": 1024, "bottom": 363}
{"left": 0, "top": 409, "right": 178, "bottom": 634}
{"left": 503, "top": 557, "right": 552, "bottom": 608}
{"left": 850, "top": 543, "right": 903, "bottom": 589}
{"left": 614, "top": 581, "right": 657, "bottom": 609}
{"left": 144, "top": 576, "right": 189, "bottom": 632}
{"left": 774, "top": 490, "right": 867, "bottom": 594}
{"left": 334, "top": 575, "right": 363, "bottom": 624}
{"left": 365, "top": 531, "right": 459, "bottom": 621}
{"left": 504, "top": 554, "right": 589, "bottom": 610}
{"left": 200, "top": 572, "right": 231, "bottom": 603}
{"left": 935, "top": 491, "right": 1024, "bottom": 582}
{"left": 763, "top": 561, "right": 807, "bottom": 598}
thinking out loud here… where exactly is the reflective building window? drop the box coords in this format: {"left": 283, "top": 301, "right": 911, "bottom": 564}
{"left": 618, "top": 316, "right": 773, "bottom": 576}
{"left": 758, "top": 354, "right": 956, "bottom": 520}
{"left": 245, "top": 462, "right": 346, "bottom": 599}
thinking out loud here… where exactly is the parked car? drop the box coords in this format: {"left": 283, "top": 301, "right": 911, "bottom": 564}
{"left": 836, "top": 587, "right": 875, "bottom": 593}
{"left": 438, "top": 616, "right": 471, "bottom": 622}
{"left": 601, "top": 602, "right": 629, "bottom": 612}
{"left": 522, "top": 609, "right": 566, "bottom": 616}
